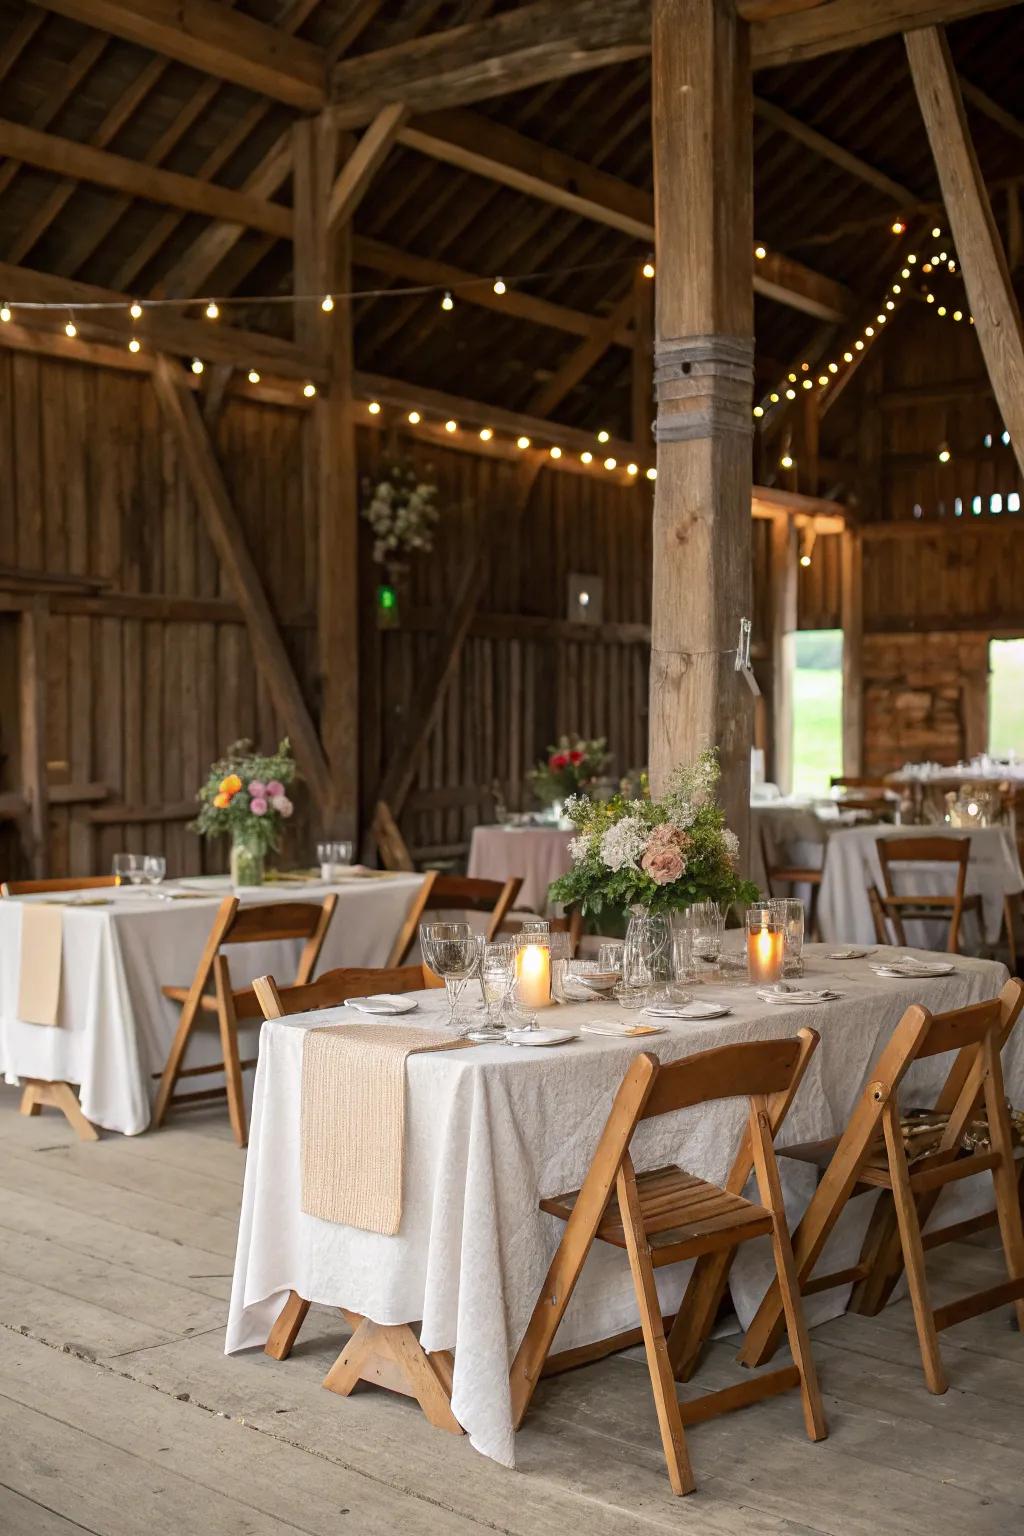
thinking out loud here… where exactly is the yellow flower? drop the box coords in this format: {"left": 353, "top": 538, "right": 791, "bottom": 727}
{"left": 213, "top": 792, "right": 232, "bottom": 809}
{"left": 219, "top": 774, "right": 242, "bottom": 795}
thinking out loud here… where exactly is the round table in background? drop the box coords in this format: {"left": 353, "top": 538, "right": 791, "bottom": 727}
{"left": 467, "top": 824, "right": 573, "bottom": 913}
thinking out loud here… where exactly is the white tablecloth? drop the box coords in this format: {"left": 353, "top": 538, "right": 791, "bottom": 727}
{"left": 0, "top": 874, "right": 425, "bottom": 1135}
{"left": 817, "top": 824, "right": 1023, "bottom": 947}
{"left": 226, "top": 946, "right": 1014, "bottom": 1468}
{"left": 467, "top": 825, "right": 573, "bottom": 913}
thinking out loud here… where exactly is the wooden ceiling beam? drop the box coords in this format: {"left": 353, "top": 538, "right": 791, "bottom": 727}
{"left": 0, "top": 119, "right": 292, "bottom": 240}
{"left": 753, "top": 96, "right": 918, "bottom": 205}
{"left": 753, "top": 247, "right": 853, "bottom": 321}
{"left": 34, "top": 0, "right": 326, "bottom": 110}
{"left": 0, "top": 261, "right": 325, "bottom": 382}
{"left": 327, "top": 103, "right": 409, "bottom": 232}
{"left": 528, "top": 288, "right": 638, "bottom": 416}
{"left": 960, "top": 79, "right": 1024, "bottom": 145}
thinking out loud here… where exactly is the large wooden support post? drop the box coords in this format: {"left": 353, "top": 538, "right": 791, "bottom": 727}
{"left": 19, "top": 596, "right": 49, "bottom": 877}
{"left": 906, "top": 28, "right": 1024, "bottom": 483}
{"left": 294, "top": 116, "right": 360, "bottom": 839}
{"left": 648, "top": 0, "right": 754, "bottom": 855}
{"left": 840, "top": 527, "right": 864, "bottom": 777}
{"left": 769, "top": 515, "right": 797, "bottom": 794}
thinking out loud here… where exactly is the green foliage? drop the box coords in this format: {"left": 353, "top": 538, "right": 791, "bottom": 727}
{"left": 549, "top": 749, "right": 758, "bottom": 917}
{"left": 192, "top": 739, "right": 297, "bottom": 855}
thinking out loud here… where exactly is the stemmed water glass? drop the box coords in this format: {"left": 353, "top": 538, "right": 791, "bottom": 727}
{"left": 420, "top": 921, "right": 480, "bottom": 1032}
{"left": 476, "top": 941, "right": 516, "bottom": 1038}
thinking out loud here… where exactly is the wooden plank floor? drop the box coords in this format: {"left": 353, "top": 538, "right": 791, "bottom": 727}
{"left": 2, "top": 1084, "right": 1023, "bottom": 1534}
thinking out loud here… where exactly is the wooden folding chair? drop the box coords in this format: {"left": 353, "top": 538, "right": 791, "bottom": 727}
{"left": 875, "top": 834, "right": 982, "bottom": 954}
{"left": 254, "top": 962, "right": 460, "bottom": 1434}
{"left": 759, "top": 826, "right": 823, "bottom": 939}
{"left": 740, "top": 978, "right": 1024, "bottom": 1396}
{"left": 1, "top": 875, "right": 118, "bottom": 896}
{"left": 5, "top": 875, "right": 120, "bottom": 1139}
{"left": 153, "top": 893, "right": 337, "bottom": 1145}
{"left": 509, "top": 1033, "right": 826, "bottom": 1496}
{"left": 386, "top": 871, "right": 521, "bottom": 965}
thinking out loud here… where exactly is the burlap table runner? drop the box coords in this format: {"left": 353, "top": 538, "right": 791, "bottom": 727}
{"left": 301, "top": 1022, "right": 472, "bottom": 1234}
{"left": 17, "top": 903, "right": 64, "bottom": 1026}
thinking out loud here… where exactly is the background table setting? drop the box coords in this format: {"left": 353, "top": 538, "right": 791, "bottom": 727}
{"left": 226, "top": 938, "right": 1017, "bottom": 1469}
{"left": 467, "top": 823, "right": 573, "bottom": 914}
{"left": 0, "top": 869, "right": 426, "bottom": 1134}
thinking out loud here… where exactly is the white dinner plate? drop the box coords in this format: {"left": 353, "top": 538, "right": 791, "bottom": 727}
{"left": 872, "top": 964, "right": 955, "bottom": 980}
{"left": 648, "top": 1000, "right": 733, "bottom": 1020}
{"left": 757, "top": 989, "right": 842, "bottom": 1006}
{"left": 343, "top": 994, "right": 419, "bottom": 1015}
{"left": 503, "top": 1027, "right": 578, "bottom": 1047}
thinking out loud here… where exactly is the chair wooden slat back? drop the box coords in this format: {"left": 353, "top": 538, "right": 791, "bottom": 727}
{"left": 2, "top": 875, "right": 118, "bottom": 895}
{"left": 253, "top": 963, "right": 443, "bottom": 1020}
{"left": 741, "top": 977, "right": 1024, "bottom": 1392}
{"left": 386, "top": 872, "right": 521, "bottom": 965}
{"left": 152, "top": 892, "right": 338, "bottom": 1146}
{"left": 510, "top": 1029, "right": 825, "bottom": 1494}
{"left": 875, "top": 834, "right": 975, "bottom": 953}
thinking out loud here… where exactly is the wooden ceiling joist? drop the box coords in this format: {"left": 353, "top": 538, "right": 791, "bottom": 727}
{"left": 753, "top": 97, "right": 918, "bottom": 206}
{"left": 36, "top": 0, "right": 326, "bottom": 109}
{"left": 0, "top": 118, "right": 292, "bottom": 240}
{"left": 328, "top": 104, "right": 409, "bottom": 231}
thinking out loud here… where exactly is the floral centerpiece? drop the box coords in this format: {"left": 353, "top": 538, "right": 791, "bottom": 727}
{"left": 361, "top": 459, "right": 440, "bottom": 574}
{"left": 193, "top": 739, "right": 296, "bottom": 886}
{"left": 527, "top": 735, "right": 610, "bottom": 811}
{"left": 550, "top": 749, "right": 757, "bottom": 919}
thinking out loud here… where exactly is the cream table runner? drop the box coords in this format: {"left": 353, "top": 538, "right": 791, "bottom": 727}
{"left": 301, "top": 1023, "right": 471, "bottom": 1234}
{"left": 17, "top": 903, "right": 64, "bottom": 1026}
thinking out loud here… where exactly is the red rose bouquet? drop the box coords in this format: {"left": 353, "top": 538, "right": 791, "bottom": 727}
{"left": 528, "top": 735, "right": 609, "bottom": 808}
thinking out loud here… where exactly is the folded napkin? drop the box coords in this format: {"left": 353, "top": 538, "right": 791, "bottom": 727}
{"left": 301, "top": 1023, "right": 472, "bottom": 1234}
{"left": 756, "top": 987, "right": 842, "bottom": 1005}
{"left": 580, "top": 1019, "right": 665, "bottom": 1037}
{"left": 18, "top": 903, "right": 64, "bottom": 1025}
{"left": 343, "top": 994, "right": 418, "bottom": 1015}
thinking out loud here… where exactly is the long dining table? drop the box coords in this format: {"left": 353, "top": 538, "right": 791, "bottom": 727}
{"left": 226, "top": 943, "right": 1017, "bottom": 1469}
{"left": 0, "top": 872, "right": 426, "bottom": 1135}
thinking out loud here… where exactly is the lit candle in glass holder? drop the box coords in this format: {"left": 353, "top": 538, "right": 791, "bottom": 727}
{"left": 516, "top": 941, "right": 552, "bottom": 1009}
{"left": 746, "top": 908, "right": 785, "bottom": 985}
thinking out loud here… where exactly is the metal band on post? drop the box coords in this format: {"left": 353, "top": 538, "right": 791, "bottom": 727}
{"left": 653, "top": 333, "right": 755, "bottom": 443}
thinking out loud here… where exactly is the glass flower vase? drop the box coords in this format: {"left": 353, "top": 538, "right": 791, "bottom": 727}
{"left": 229, "top": 831, "right": 265, "bottom": 887}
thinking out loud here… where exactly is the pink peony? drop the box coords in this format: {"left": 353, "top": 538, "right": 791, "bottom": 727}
{"left": 265, "top": 779, "right": 285, "bottom": 798}
{"left": 642, "top": 847, "right": 685, "bottom": 885}
{"left": 271, "top": 794, "right": 293, "bottom": 818}
{"left": 250, "top": 796, "right": 268, "bottom": 816}
{"left": 248, "top": 779, "right": 266, "bottom": 797}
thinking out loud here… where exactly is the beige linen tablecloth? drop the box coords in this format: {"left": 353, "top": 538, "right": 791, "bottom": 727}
{"left": 467, "top": 824, "right": 573, "bottom": 913}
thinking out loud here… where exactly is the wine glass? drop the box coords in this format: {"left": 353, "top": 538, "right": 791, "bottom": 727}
{"left": 420, "top": 921, "right": 479, "bottom": 1031}
{"left": 112, "top": 852, "right": 144, "bottom": 887}
{"left": 142, "top": 855, "right": 166, "bottom": 887}
{"left": 476, "top": 941, "right": 516, "bottom": 1038}
{"left": 690, "top": 901, "right": 724, "bottom": 977}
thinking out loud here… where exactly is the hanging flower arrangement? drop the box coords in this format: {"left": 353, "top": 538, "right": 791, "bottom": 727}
{"left": 361, "top": 459, "right": 440, "bottom": 569}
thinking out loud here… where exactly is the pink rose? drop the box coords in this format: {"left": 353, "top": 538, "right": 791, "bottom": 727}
{"left": 250, "top": 796, "right": 268, "bottom": 816}
{"left": 271, "top": 794, "right": 293, "bottom": 818}
{"left": 642, "top": 846, "right": 685, "bottom": 885}
{"left": 265, "top": 779, "right": 285, "bottom": 798}
{"left": 248, "top": 779, "right": 266, "bottom": 797}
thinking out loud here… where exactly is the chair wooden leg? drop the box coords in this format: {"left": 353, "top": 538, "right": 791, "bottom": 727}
{"left": 1003, "top": 896, "right": 1018, "bottom": 971}
{"left": 19, "top": 1079, "right": 99, "bottom": 1142}
{"left": 217, "top": 1001, "right": 249, "bottom": 1148}
{"left": 668, "top": 1247, "right": 735, "bottom": 1383}
{"left": 616, "top": 1160, "right": 695, "bottom": 1496}
{"left": 324, "top": 1311, "right": 462, "bottom": 1435}
{"left": 881, "top": 1101, "right": 946, "bottom": 1394}
{"left": 749, "top": 1102, "right": 827, "bottom": 1442}
{"left": 982, "top": 1044, "right": 1024, "bottom": 1332}
{"left": 152, "top": 1001, "right": 198, "bottom": 1129}
{"left": 265, "top": 1291, "right": 311, "bottom": 1360}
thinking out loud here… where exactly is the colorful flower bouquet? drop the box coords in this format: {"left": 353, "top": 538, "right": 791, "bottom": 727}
{"left": 193, "top": 739, "right": 296, "bottom": 885}
{"left": 549, "top": 749, "right": 757, "bottom": 918}
{"left": 527, "top": 735, "right": 610, "bottom": 808}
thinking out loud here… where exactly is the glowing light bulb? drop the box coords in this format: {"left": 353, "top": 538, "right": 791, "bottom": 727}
{"left": 800, "top": 553, "right": 812, "bottom": 567}
{"left": 445, "top": 419, "right": 457, "bottom": 433}
{"left": 408, "top": 410, "right": 421, "bottom": 424}
{"left": 892, "top": 284, "right": 901, "bottom": 294}
{"left": 626, "top": 462, "right": 638, "bottom": 475}
{"left": 802, "top": 379, "right": 813, "bottom": 390}
{"left": 205, "top": 301, "right": 219, "bottom": 320}
{"left": 597, "top": 429, "right": 610, "bottom": 443}
{"left": 926, "top": 292, "right": 935, "bottom": 303}
{"left": 907, "top": 254, "right": 917, "bottom": 264}
{"left": 493, "top": 277, "right": 506, "bottom": 294}
{"left": 191, "top": 358, "right": 204, "bottom": 374}
{"left": 878, "top": 314, "right": 886, "bottom": 323}
{"left": 769, "top": 392, "right": 779, "bottom": 403}
{"left": 581, "top": 451, "right": 593, "bottom": 464}
{"left": 303, "top": 382, "right": 316, "bottom": 397}
{"left": 891, "top": 218, "right": 906, "bottom": 235}
{"left": 938, "top": 443, "right": 951, "bottom": 463}
{"left": 753, "top": 404, "right": 765, "bottom": 418}
{"left": 843, "top": 351, "right": 853, "bottom": 363}
{"left": 129, "top": 300, "right": 142, "bottom": 319}
{"left": 785, "top": 388, "right": 796, "bottom": 399}
{"left": 818, "top": 374, "right": 828, "bottom": 386}
{"left": 642, "top": 260, "right": 655, "bottom": 278}
{"left": 479, "top": 427, "right": 493, "bottom": 441}
{"left": 128, "top": 337, "right": 140, "bottom": 353}
{"left": 931, "top": 226, "right": 941, "bottom": 237}
{"left": 828, "top": 362, "right": 839, "bottom": 373}
{"left": 603, "top": 456, "right": 617, "bottom": 470}
{"left": 248, "top": 369, "right": 260, "bottom": 384}
{"left": 65, "top": 320, "right": 77, "bottom": 338}
{"left": 788, "top": 373, "right": 797, "bottom": 383}
{"left": 321, "top": 294, "right": 334, "bottom": 312}
{"left": 368, "top": 401, "right": 381, "bottom": 415}
{"left": 901, "top": 268, "right": 911, "bottom": 279}
{"left": 865, "top": 325, "right": 875, "bottom": 336}
{"left": 754, "top": 245, "right": 767, "bottom": 259}
{"left": 937, "top": 305, "right": 947, "bottom": 316}
{"left": 549, "top": 445, "right": 562, "bottom": 459}
{"left": 780, "top": 452, "right": 794, "bottom": 470}
{"left": 854, "top": 340, "right": 864, "bottom": 351}
{"left": 441, "top": 291, "right": 454, "bottom": 311}
{"left": 0, "top": 304, "right": 10, "bottom": 322}
{"left": 953, "top": 310, "right": 963, "bottom": 322}
{"left": 645, "top": 466, "right": 657, "bottom": 481}
{"left": 516, "top": 435, "right": 530, "bottom": 449}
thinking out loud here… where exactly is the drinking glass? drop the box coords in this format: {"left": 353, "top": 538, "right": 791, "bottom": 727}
{"left": 477, "top": 941, "right": 516, "bottom": 1036}
{"left": 769, "top": 897, "right": 805, "bottom": 977}
{"left": 690, "top": 901, "right": 724, "bottom": 977}
{"left": 318, "top": 841, "right": 354, "bottom": 881}
{"left": 597, "top": 942, "right": 624, "bottom": 975}
{"left": 547, "top": 931, "right": 573, "bottom": 1003}
{"left": 672, "top": 925, "right": 695, "bottom": 985}
{"left": 142, "top": 855, "right": 166, "bottom": 886}
{"left": 420, "top": 921, "right": 479, "bottom": 1031}
{"left": 112, "top": 852, "right": 144, "bottom": 886}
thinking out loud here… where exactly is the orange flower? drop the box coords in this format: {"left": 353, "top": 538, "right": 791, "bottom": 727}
{"left": 213, "top": 792, "right": 232, "bottom": 809}
{"left": 219, "top": 774, "right": 242, "bottom": 795}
